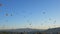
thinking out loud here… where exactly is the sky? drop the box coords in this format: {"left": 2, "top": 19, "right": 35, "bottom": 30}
{"left": 0, "top": 0, "right": 60, "bottom": 29}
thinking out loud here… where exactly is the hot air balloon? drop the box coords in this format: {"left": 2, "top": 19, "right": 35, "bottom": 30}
{"left": 43, "top": 12, "right": 46, "bottom": 14}
{"left": 29, "top": 24, "right": 31, "bottom": 25}
{"left": 0, "top": 4, "right": 2, "bottom": 6}
{"left": 11, "top": 14, "right": 13, "bottom": 16}
{"left": 27, "top": 20, "right": 29, "bottom": 23}
{"left": 49, "top": 18, "right": 51, "bottom": 21}
{"left": 30, "top": 12, "right": 32, "bottom": 15}
{"left": 24, "top": 16, "right": 26, "bottom": 18}
{"left": 6, "top": 20, "right": 8, "bottom": 22}
{"left": 54, "top": 20, "right": 56, "bottom": 23}
{"left": 5, "top": 13, "right": 8, "bottom": 16}
{"left": 53, "top": 20, "right": 56, "bottom": 24}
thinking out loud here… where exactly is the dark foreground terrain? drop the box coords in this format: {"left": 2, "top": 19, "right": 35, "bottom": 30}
{"left": 0, "top": 27, "right": 60, "bottom": 34}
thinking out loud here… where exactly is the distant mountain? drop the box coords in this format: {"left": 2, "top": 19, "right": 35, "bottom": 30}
{"left": 45, "top": 27, "right": 60, "bottom": 32}
{"left": 1, "top": 27, "right": 60, "bottom": 34}
{"left": 0, "top": 28, "right": 45, "bottom": 32}
{"left": 42, "top": 27, "right": 60, "bottom": 34}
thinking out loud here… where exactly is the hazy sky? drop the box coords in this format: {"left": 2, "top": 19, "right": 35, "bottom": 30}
{"left": 0, "top": 0, "right": 60, "bottom": 29}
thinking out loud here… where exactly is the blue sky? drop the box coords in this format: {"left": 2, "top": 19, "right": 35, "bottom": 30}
{"left": 0, "top": 0, "right": 60, "bottom": 29}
